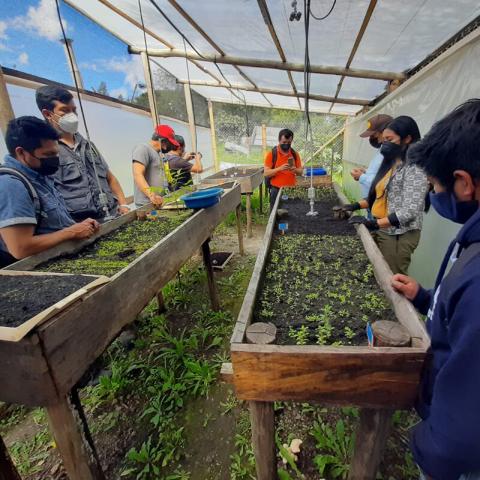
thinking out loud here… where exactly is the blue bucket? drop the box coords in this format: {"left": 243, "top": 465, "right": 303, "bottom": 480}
{"left": 181, "top": 187, "right": 224, "bottom": 209}
{"left": 305, "top": 167, "right": 327, "bottom": 176}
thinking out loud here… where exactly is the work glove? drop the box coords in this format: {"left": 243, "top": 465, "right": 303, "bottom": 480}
{"left": 340, "top": 202, "right": 361, "bottom": 212}
{"left": 348, "top": 215, "right": 379, "bottom": 231}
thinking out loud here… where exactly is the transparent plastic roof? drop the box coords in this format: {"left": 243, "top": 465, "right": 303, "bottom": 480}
{"left": 65, "top": 0, "right": 480, "bottom": 114}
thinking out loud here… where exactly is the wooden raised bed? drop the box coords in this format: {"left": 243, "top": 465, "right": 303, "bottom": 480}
{"left": 296, "top": 174, "right": 332, "bottom": 187}
{"left": 228, "top": 184, "right": 429, "bottom": 480}
{"left": 202, "top": 166, "right": 264, "bottom": 238}
{"left": 0, "top": 185, "right": 242, "bottom": 480}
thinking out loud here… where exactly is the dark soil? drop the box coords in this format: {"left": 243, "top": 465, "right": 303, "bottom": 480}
{"left": 211, "top": 251, "right": 233, "bottom": 270}
{"left": 0, "top": 275, "right": 94, "bottom": 327}
{"left": 37, "top": 212, "right": 190, "bottom": 277}
{"left": 207, "top": 166, "right": 260, "bottom": 179}
{"left": 254, "top": 187, "right": 395, "bottom": 346}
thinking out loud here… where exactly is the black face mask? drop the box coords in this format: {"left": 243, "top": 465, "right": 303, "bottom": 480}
{"left": 30, "top": 154, "right": 60, "bottom": 176}
{"left": 380, "top": 141, "right": 404, "bottom": 160}
{"left": 280, "top": 143, "right": 291, "bottom": 153}
{"left": 369, "top": 136, "right": 381, "bottom": 149}
{"left": 161, "top": 140, "right": 175, "bottom": 154}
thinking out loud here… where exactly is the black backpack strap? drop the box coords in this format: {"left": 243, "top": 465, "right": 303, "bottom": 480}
{"left": 272, "top": 146, "right": 277, "bottom": 169}
{"left": 0, "top": 167, "right": 43, "bottom": 224}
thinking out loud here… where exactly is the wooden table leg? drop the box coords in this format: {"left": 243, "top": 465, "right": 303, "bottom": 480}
{"left": 235, "top": 205, "right": 245, "bottom": 256}
{"left": 0, "top": 435, "right": 21, "bottom": 480}
{"left": 201, "top": 239, "right": 220, "bottom": 311}
{"left": 259, "top": 184, "right": 263, "bottom": 214}
{"left": 348, "top": 408, "right": 392, "bottom": 480}
{"left": 157, "top": 290, "right": 166, "bottom": 314}
{"left": 46, "top": 393, "right": 105, "bottom": 480}
{"left": 246, "top": 193, "right": 253, "bottom": 238}
{"left": 250, "top": 401, "right": 277, "bottom": 480}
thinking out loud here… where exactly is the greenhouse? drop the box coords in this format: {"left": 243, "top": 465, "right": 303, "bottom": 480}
{"left": 0, "top": 1, "right": 479, "bottom": 479}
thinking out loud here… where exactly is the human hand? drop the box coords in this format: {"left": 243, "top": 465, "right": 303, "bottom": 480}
{"left": 183, "top": 152, "right": 196, "bottom": 160}
{"left": 149, "top": 194, "right": 164, "bottom": 207}
{"left": 67, "top": 218, "right": 100, "bottom": 240}
{"left": 348, "top": 215, "right": 379, "bottom": 231}
{"left": 350, "top": 168, "right": 364, "bottom": 181}
{"left": 341, "top": 202, "right": 361, "bottom": 212}
{"left": 391, "top": 274, "right": 420, "bottom": 300}
{"left": 277, "top": 164, "right": 290, "bottom": 172}
{"left": 118, "top": 205, "right": 130, "bottom": 215}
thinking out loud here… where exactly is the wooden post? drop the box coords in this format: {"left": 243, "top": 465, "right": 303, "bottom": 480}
{"left": 246, "top": 193, "right": 253, "bottom": 238}
{"left": 261, "top": 124, "right": 267, "bottom": 158}
{"left": 184, "top": 83, "right": 197, "bottom": 152}
{"left": 235, "top": 205, "right": 245, "bottom": 256}
{"left": 250, "top": 401, "right": 277, "bottom": 480}
{"left": 201, "top": 239, "right": 220, "bottom": 311}
{"left": 0, "top": 435, "right": 21, "bottom": 480}
{"left": 60, "top": 38, "right": 84, "bottom": 90}
{"left": 140, "top": 52, "right": 158, "bottom": 128}
{"left": 208, "top": 100, "right": 219, "bottom": 172}
{"left": 157, "top": 290, "right": 166, "bottom": 314}
{"left": 46, "top": 394, "right": 105, "bottom": 480}
{"left": 0, "top": 66, "right": 15, "bottom": 139}
{"left": 348, "top": 322, "right": 410, "bottom": 479}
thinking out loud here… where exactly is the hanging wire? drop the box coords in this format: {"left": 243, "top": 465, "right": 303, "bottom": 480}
{"left": 54, "top": 0, "right": 111, "bottom": 219}
{"left": 309, "top": 0, "right": 337, "bottom": 21}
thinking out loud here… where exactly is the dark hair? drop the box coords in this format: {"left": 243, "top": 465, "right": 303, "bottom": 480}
{"left": 174, "top": 135, "right": 185, "bottom": 148}
{"left": 35, "top": 85, "right": 74, "bottom": 112}
{"left": 278, "top": 128, "right": 294, "bottom": 141}
{"left": 5, "top": 116, "right": 60, "bottom": 155}
{"left": 367, "top": 115, "right": 421, "bottom": 208}
{"left": 408, "top": 99, "right": 480, "bottom": 190}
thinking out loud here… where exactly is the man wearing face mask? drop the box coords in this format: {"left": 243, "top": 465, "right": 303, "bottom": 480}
{"left": 392, "top": 99, "right": 480, "bottom": 480}
{"left": 35, "top": 85, "right": 128, "bottom": 221}
{"left": 0, "top": 117, "right": 99, "bottom": 267}
{"left": 264, "top": 128, "right": 303, "bottom": 208}
{"left": 351, "top": 114, "right": 393, "bottom": 199}
{"left": 132, "top": 125, "right": 179, "bottom": 207}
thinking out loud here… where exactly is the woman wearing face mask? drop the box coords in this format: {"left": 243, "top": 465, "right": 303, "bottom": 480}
{"left": 342, "top": 116, "right": 429, "bottom": 274}
{"left": 392, "top": 99, "right": 480, "bottom": 480}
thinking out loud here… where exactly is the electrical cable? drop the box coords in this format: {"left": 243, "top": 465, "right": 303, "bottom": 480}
{"left": 309, "top": 0, "right": 337, "bottom": 21}
{"left": 54, "top": 0, "right": 111, "bottom": 219}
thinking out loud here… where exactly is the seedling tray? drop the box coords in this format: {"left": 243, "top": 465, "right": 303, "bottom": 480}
{"left": 202, "top": 166, "right": 264, "bottom": 194}
{"left": 0, "top": 271, "right": 108, "bottom": 342}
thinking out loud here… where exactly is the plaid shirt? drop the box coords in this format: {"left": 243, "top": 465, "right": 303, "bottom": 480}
{"left": 385, "top": 162, "right": 429, "bottom": 235}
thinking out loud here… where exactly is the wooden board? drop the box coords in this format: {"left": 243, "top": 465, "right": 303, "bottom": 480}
{"left": 0, "top": 273, "right": 109, "bottom": 342}
{"left": 296, "top": 175, "right": 332, "bottom": 188}
{"left": 231, "top": 344, "right": 425, "bottom": 408}
{"left": 202, "top": 167, "right": 264, "bottom": 194}
{"left": 34, "top": 187, "right": 241, "bottom": 400}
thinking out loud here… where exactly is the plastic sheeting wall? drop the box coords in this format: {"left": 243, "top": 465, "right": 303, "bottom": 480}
{"left": 341, "top": 32, "right": 480, "bottom": 288}
{"left": 0, "top": 83, "right": 214, "bottom": 196}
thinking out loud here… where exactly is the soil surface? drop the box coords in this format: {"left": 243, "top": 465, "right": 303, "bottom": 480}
{"left": 207, "top": 166, "right": 261, "bottom": 180}
{"left": 0, "top": 275, "right": 93, "bottom": 327}
{"left": 38, "top": 212, "right": 190, "bottom": 277}
{"left": 254, "top": 187, "right": 395, "bottom": 346}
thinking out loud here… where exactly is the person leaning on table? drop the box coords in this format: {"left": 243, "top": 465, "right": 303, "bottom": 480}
{"left": 340, "top": 116, "right": 429, "bottom": 275}
{"left": 0, "top": 116, "right": 99, "bottom": 267}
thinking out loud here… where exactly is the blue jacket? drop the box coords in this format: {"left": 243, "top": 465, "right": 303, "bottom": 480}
{"left": 411, "top": 208, "right": 480, "bottom": 480}
{"left": 358, "top": 151, "right": 383, "bottom": 198}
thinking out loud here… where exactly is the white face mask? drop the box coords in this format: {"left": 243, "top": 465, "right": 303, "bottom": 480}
{"left": 57, "top": 112, "right": 79, "bottom": 134}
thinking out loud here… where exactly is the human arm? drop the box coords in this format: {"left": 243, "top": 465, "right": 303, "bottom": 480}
{"left": 107, "top": 170, "right": 129, "bottom": 214}
{"left": 391, "top": 273, "right": 432, "bottom": 315}
{"left": 0, "top": 220, "right": 99, "bottom": 259}
{"left": 351, "top": 168, "right": 366, "bottom": 181}
{"left": 132, "top": 161, "right": 163, "bottom": 207}
{"left": 190, "top": 152, "right": 203, "bottom": 174}
{"left": 411, "top": 283, "right": 480, "bottom": 479}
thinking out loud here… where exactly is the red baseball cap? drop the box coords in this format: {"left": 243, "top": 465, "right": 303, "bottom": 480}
{"left": 155, "top": 124, "right": 179, "bottom": 147}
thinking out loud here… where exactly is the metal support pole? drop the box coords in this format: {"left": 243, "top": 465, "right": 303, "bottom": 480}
{"left": 140, "top": 52, "right": 158, "bottom": 128}
{"left": 60, "top": 38, "right": 84, "bottom": 90}
{"left": 184, "top": 83, "right": 197, "bottom": 152}
{"left": 208, "top": 100, "right": 219, "bottom": 172}
{"left": 0, "top": 67, "right": 15, "bottom": 139}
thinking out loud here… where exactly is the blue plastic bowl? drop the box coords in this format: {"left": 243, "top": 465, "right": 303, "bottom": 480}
{"left": 181, "top": 187, "right": 224, "bottom": 209}
{"left": 305, "top": 167, "right": 327, "bottom": 176}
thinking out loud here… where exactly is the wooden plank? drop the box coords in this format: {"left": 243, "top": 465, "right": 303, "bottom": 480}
{"left": 249, "top": 401, "right": 277, "bottom": 480}
{"left": 220, "top": 362, "right": 233, "bottom": 383}
{"left": 201, "top": 240, "right": 220, "bottom": 311}
{"left": 0, "top": 66, "right": 15, "bottom": 138}
{"left": 246, "top": 193, "right": 253, "bottom": 239}
{"left": 332, "top": 183, "right": 429, "bottom": 348}
{"left": 46, "top": 395, "right": 104, "bottom": 480}
{"left": 231, "top": 344, "right": 425, "bottom": 408}
{"left": 208, "top": 100, "right": 219, "bottom": 172}
{"left": 202, "top": 167, "right": 264, "bottom": 194}
{"left": 348, "top": 408, "right": 392, "bottom": 480}
{"left": 37, "top": 187, "right": 241, "bottom": 396}
{"left": 0, "top": 434, "right": 21, "bottom": 480}
{"left": 296, "top": 175, "right": 332, "bottom": 188}
{"left": 230, "top": 188, "right": 281, "bottom": 344}
{"left": 0, "top": 334, "right": 57, "bottom": 406}
{"left": 5, "top": 208, "right": 139, "bottom": 271}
